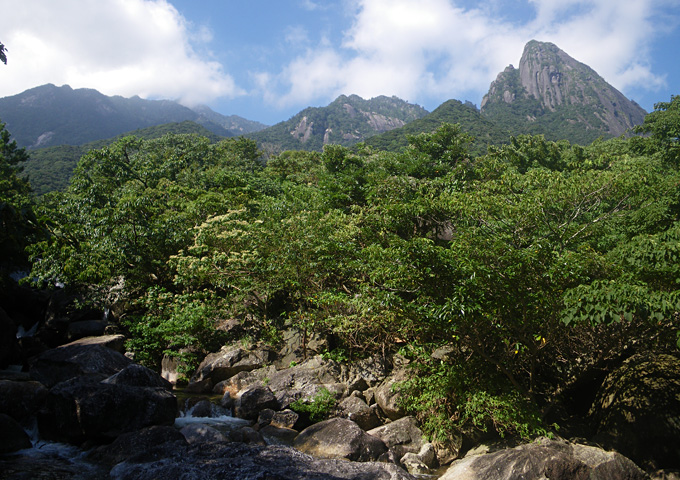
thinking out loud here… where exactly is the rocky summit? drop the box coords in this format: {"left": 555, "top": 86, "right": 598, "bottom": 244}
{"left": 481, "top": 40, "right": 647, "bottom": 144}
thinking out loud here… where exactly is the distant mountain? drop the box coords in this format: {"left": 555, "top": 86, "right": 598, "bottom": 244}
{"left": 365, "top": 99, "right": 511, "bottom": 156}
{"left": 25, "top": 121, "right": 224, "bottom": 196}
{"left": 0, "top": 84, "right": 267, "bottom": 149}
{"left": 480, "top": 40, "right": 647, "bottom": 144}
{"left": 248, "top": 94, "right": 429, "bottom": 152}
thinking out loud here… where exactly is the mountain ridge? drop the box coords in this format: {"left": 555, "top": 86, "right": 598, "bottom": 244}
{"left": 0, "top": 83, "right": 267, "bottom": 149}
{"left": 480, "top": 40, "right": 647, "bottom": 143}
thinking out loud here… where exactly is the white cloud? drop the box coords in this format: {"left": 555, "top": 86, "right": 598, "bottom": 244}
{"left": 0, "top": 0, "right": 242, "bottom": 105}
{"left": 263, "top": 0, "right": 676, "bottom": 109}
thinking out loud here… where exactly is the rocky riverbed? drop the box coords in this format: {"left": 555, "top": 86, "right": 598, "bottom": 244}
{"left": 2, "top": 286, "right": 680, "bottom": 479}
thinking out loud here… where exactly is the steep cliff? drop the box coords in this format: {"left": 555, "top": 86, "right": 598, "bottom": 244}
{"left": 481, "top": 40, "right": 647, "bottom": 143}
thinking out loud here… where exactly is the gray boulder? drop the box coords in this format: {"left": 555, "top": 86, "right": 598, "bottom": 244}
{"left": 88, "top": 425, "right": 188, "bottom": 466}
{"left": 234, "top": 383, "right": 280, "bottom": 420}
{"left": 190, "top": 343, "right": 274, "bottom": 385}
{"left": 338, "top": 395, "right": 381, "bottom": 430}
{"left": 591, "top": 353, "right": 680, "bottom": 471}
{"left": 108, "top": 441, "right": 415, "bottom": 480}
{"left": 29, "top": 343, "right": 131, "bottom": 387}
{"left": 375, "top": 371, "right": 408, "bottom": 421}
{"left": 368, "top": 416, "right": 426, "bottom": 459}
{"left": 294, "top": 417, "right": 388, "bottom": 462}
{"left": 38, "top": 376, "right": 177, "bottom": 444}
{"left": 440, "top": 437, "right": 647, "bottom": 480}
{"left": 102, "top": 363, "right": 172, "bottom": 389}
{"left": 64, "top": 333, "right": 126, "bottom": 352}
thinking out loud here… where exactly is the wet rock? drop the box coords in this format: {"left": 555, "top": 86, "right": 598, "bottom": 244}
{"left": 591, "top": 353, "right": 680, "bottom": 471}
{"left": 293, "top": 417, "right": 388, "bottom": 462}
{"left": 440, "top": 437, "right": 646, "bottom": 480}
{"left": 0, "top": 413, "right": 31, "bottom": 453}
{"left": 180, "top": 423, "right": 228, "bottom": 444}
{"left": 0, "top": 306, "right": 20, "bottom": 368}
{"left": 108, "top": 441, "right": 415, "bottom": 480}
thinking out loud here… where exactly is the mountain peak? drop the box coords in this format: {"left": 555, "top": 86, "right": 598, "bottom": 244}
{"left": 481, "top": 40, "right": 647, "bottom": 142}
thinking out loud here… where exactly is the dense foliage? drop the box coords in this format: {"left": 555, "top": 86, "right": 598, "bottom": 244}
{"left": 20, "top": 95, "right": 680, "bottom": 442}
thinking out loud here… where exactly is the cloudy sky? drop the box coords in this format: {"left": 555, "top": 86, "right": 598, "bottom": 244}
{"left": 0, "top": 0, "right": 678, "bottom": 125}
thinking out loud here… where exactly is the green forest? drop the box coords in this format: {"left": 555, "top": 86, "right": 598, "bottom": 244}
{"left": 1, "top": 95, "right": 679, "bottom": 443}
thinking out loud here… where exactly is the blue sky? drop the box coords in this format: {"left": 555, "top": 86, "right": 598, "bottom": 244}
{"left": 0, "top": 0, "right": 678, "bottom": 125}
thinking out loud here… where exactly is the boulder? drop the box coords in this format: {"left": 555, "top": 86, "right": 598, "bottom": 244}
{"left": 258, "top": 408, "right": 300, "bottom": 430}
{"left": 260, "top": 424, "right": 299, "bottom": 446}
{"left": 38, "top": 376, "right": 177, "bottom": 444}
{"left": 265, "top": 356, "right": 345, "bottom": 408}
{"left": 293, "top": 417, "right": 388, "bottom": 462}
{"left": 368, "top": 416, "right": 426, "bottom": 459}
{"left": 88, "top": 425, "right": 188, "bottom": 466}
{"left": 102, "top": 363, "right": 172, "bottom": 389}
{"left": 0, "top": 379, "right": 48, "bottom": 421}
{"left": 161, "top": 353, "right": 188, "bottom": 385}
{"left": 440, "top": 437, "right": 646, "bottom": 480}
{"left": 180, "top": 423, "right": 228, "bottom": 444}
{"left": 375, "top": 371, "right": 408, "bottom": 421}
{"left": 338, "top": 395, "right": 381, "bottom": 430}
{"left": 66, "top": 319, "right": 108, "bottom": 341}
{"left": 0, "top": 413, "right": 32, "bottom": 453}
{"left": 590, "top": 353, "right": 680, "bottom": 470}
{"left": 190, "top": 343, "right": 274, "bottom": 385}
{"left": 29, "top": 343, "right": 131, "bottom": 388}
{"left": 108, "top": 441, "right": 415, "bottom": 480}
{"left": 64, "top": 333, "right": 126, "bottom": 352}
{"left": 234, "top": 384, "right": 280, "bottom": 420}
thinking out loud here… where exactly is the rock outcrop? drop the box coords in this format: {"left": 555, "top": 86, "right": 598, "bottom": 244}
{"left": 590, "top": 353, "right": 680, "bottom": 471}
{"left": 440, "top": 437, "right": 647, "bottom": 480}
{"left": 481, "top": 40, "right": 647, "bottom": 143}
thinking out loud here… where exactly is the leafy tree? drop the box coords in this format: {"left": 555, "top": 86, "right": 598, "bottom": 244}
{"left": 633, "top": 95, "right": 680, "bottom": 165}
{"left": 0, "top": 41, "right": 6, "bottom": 65}
{"left": 0, "top": 120, "right": 40, "bottom": 272}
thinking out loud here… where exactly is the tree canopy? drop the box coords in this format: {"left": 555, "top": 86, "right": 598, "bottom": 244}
{"left": 22, "top": 99, "right": 680, "bottom": 441}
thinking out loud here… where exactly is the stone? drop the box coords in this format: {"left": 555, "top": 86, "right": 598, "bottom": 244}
{"left": 260, "top": 424, "right": 299, "bottom": 446}
{"left": 293, "top": 417, "right": 388, "bottom": 462}
{"left": 400, "top": 452, "right": 430, "bottom": 475}
{"left": 107, "top": 441, "right": 416, "bottom": 480}
{"left": 338, "top": 395, "right": 381, "bottom": 430}
{"left": 88, "top": 425, "right": 188, "bottom": 466}
{"left": 375, "top": 371, "right": 408, "bottom": 421}
{"left": 0, "top": 379, "right": 48, "bottom": 421}
{"left": 66, "top": 319, "right": 108, "bottom": 341}
{"left": 368, "top": 416, "right": 426, "bottom": 459}
{"left": 440, "top": 437, "right": 647, "bottom": 480}
{"left": 64, "top": 333, "right": 126, "bottom": 352}
{"left": 102, "top": 363, "right": 172, "bottom": 389}
{"left": 590, "top": 353, "right": 680, "bottom": 471}
{"left": 190, "top": 343, "right": 274, "bottom": 385}
{"left": 38, "top": 376, "right": 177, "bottom": 444}
{"left": 180, "top": 423, "right": 228, "bottom": 444}
{"left": 0, "top": 413, "right": 32, "bottom": 453}
{"left": 29, "top": 343, "right": 131, "bottom": 388}
{"left": 234, "top": 384, "right": 279, "bottom": 420}
{"left": 160, "top": 353, "right": 188, "bottom": 385}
